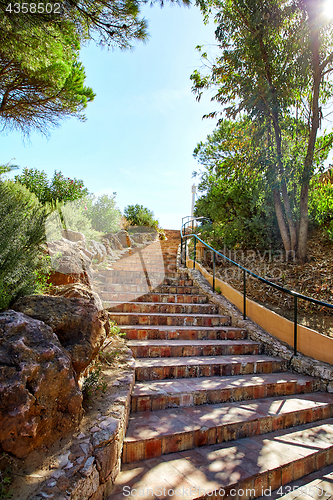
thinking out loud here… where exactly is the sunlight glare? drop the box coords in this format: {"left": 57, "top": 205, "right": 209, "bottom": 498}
{"left": 323, "top": 0, "right": 333, "bottom": 20}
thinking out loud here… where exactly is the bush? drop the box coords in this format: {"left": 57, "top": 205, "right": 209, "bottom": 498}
{"left": 0, "top": 181, "right": 48, "bottom": 310}
{"left": 194, "top": 172, "right": 281, "bottom": 251}
{"left": 14, "top": 168, "right": 88, "bottom": 209}
{"left": 45, "top": 198, "right": 102, "bottom": 242}
{"left": 124, "top": 204, "right": 158, "bottom": 229}
{"left": 84, "top": 193, "right": 122, "bottom": 234}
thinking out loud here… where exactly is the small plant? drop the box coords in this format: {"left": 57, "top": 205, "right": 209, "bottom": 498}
{"left": 99, "top": 348, "right": 121, "bottom": 366}
{"left": 0, "top": 453, "right": 14, "bottom": 499}
{"left": 82, "top": 363, "right": 107, "bottom": 400}
{"left": 215, "top": 286, "right": 222, "bottom": 295}
{"left": 109, "top": 320, "right": 125, "bottom": 337}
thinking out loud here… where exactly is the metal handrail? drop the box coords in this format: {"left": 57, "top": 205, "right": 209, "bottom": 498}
{"left": 180, "top": 216, "right": 333, "bottom": 356}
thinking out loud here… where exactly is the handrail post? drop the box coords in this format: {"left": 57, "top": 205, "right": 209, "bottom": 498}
{"left": 184, "top": 238, "right": 187, "bottom": 268}
{"left": 180, "top": 236, "right": 183, "bottom": 265}
{"left": 213, "top": 252, "right": 216, "bottom": 292}
{"left": 193, "top": 237, "right": 197, "bottom": 270}
{"left": 243, "top": 269, "right": 246, "bottom": 320}
{"left": 294, "top": 295, "right": 298, "bottom": 356}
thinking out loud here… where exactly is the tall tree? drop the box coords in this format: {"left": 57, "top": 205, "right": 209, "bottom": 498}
{"left": 0, "top": 0, "right": 190, "bottom": 49}
{"left": 0, "top": 22, "right": 95, "bottom": 134}
{"left": 191, "top": 0, "right": 333, "bottom": 260}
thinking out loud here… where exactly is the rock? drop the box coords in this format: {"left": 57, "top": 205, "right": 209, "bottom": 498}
{"left": 116, "top": 230, "right": 133, "bottom": 248}
{"left": 50, "top": 283, "right": 103, "bottom": 311}
{"left": 88, "top": 240, "right": 107, "bottom": 264}
{"left": 46, "top": 238, "right": 93, "bottom": 287}
{"left": 104, "top": 234, "right": 123, "bottom": 251}
{"left": 0, "top": 310, "right": 83, "bottom": 458}
{"left": 101, "top": 237, "right": 115, "bottom": 258}
{"left": 129, "top": 233, "right": 145, "bottom": 244}
{"left": 61, "top": 229, "right": 86, "bottom": 243}
{"left": 13, "top": 296, "right": 108, "bottom": 376}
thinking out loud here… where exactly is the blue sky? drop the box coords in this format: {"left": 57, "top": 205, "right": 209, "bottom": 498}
{"left": 1, "top": 3, "right": 218, "bottom": 229}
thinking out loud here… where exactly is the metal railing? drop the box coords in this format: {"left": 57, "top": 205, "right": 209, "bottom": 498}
{"left": 180, "top": 216, "right": 333, "bottom": 356}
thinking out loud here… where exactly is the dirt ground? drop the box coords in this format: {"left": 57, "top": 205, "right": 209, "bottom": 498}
{"left": 201, "top": 227, "right": 333, "bottom": 337}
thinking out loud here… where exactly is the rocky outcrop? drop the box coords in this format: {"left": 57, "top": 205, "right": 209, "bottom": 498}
{"left": 104, "top": 233, "right": 123, "bottom": 251}
{"left": 61, "top": 229, "right": 86, "bottom": 243}
{"left": 47, "top": 238, "right": 93, "bottom": 287}
{"left": 13, "top": 296, "right": 108, "bottom": 377}
{"left": 0, "top": 310, "right": 83, "bottom": 459}
{"left": 87, "top": 239, "right": 107, "bottom": 264}
{"left": 50, "top": 283, "right": 103, "bottom": 311}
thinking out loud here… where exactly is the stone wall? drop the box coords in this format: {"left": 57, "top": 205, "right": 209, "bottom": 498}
{"left": 24, "top": 348, "right": 135, "bottom": 500}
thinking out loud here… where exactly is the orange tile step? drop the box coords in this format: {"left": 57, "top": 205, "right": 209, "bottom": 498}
{"left": 134, "top": 355, "right": 287, "bottom": 381}
{"left": 131, "top": 373, "right": 320, "bottom": 412}
{"left": 108, "top": 312, "right": 231, "bottom": 327}
{"left": 123, "top": 393, "right": 333, "bottom": 463}
{"left": 107, "top": 302, "right": 219, "bottom": 315}
{"left": 112, "top": 419, "right": 333, "bottom": 500}
{"left": 101, "top": 292, "right": 208, "bottom": 305}
{"left": 120, "top": 325, "right": 246, "bottom": 341}
{"left": 127, "top": 339, "right": 261, "bottom": 358}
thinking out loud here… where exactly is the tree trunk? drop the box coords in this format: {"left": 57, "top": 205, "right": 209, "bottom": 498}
{"left": 273, "top": 187, "right": 291, "bottom": 256}
{"left": 298, "top": 182, "right": 309, "bottom": 261}
{"left": 297, "top": 0, "right": 321, "bottom": 261}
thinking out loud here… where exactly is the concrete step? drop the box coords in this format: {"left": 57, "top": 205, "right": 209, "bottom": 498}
{"left": 108, "top": 312, "right": 231, "bottom": 327}
{"left": 134, "top": 355, "right": 287, "bottom": 381}
{"left": 127, "top": 339, "right": 261, "bottom": 358}
{"left": 120, "top": 325, "right": 246, "bottom": 341}
{"left": 123, "top": 393, "right": 333, "bottom": 463}
{"left": 131, "top": 373, "right": 320, "bottom": 412}
{"left": 107, "top": 302, "right": 219, "bottom": 315}
{"left": 101, "top": 292, "right": 208, "bottom": 305}
{"left": 113, "top": 418, "right": 333, "bottom": 500}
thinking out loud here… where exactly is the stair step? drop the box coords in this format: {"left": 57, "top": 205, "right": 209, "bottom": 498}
{"left": 134, "top": 355, "right": 287, "bottom": 381}
{"left": 256, "top": 463, "right": 333, "bottom": 500}
{"left": 97, "top": 284, "right": 201, "bottom": 295}
{"left": 97, "top": 276, "right": 192, "bottom": 286}
{"left": 123, "top": 393, "right": 333, "bottom": 463}
{"left": 101, "top": 293, "right": 208, "bottom": 305}
{"left": 155, "top": 285, "right": 201, "bottom": 294}
{"left": 121, "top": 325, "right": 245, "bottom": 341}
{"left": 127, "top": 339, "right": 261, "bottom": 358}
{"left": 113, "top": 419, "right": 333, "bottom": 500}
{"left": 131, "top": 373, "right": 319, "bottom": 412}
{"left": 107, "top": 302, "right": 219, "bottom": 315}
{"left": 109, "top": 312, "right": 231, "bottom": 327}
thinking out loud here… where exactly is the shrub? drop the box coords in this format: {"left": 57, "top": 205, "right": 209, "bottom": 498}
{"left": 0, "top": 181, "right": 48, "bottom": 310}
{"left": 14, "top": 168, "right": 88, "bottom": 209}
{"left": 84, "top": 193, "right": 122, "bottom": 234}
{"left": 124, "top": 204, "right": 158, "bottom": 229}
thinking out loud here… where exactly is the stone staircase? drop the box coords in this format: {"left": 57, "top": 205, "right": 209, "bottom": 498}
{"left": 98, "top": 230, "right": 333, "bottom": 500}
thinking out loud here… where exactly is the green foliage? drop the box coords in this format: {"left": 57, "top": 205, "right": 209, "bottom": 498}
{"left": 0, "top": 181, "right": 48, "bottom": 311}
{"left": 0, "top": 22, "right": 95, "bottom": 135}
{"left": 84, "top": 193, "right": 122, "bottom": 234}
{"left": 0, "top": 452, "right": 14, "bottom": 499}
{"left": 193, "top": 119, "right": 281, "bottom": 250}
{"left": 191, "top": 0, "right": 333, "bottom": 259}
{"left": 45, "top": 199, "right": 102, "bottom": 241}
{"left": 124, "top": 204, "right": 159, "bottom": 229}
{"left": 15, "top": 168, "right": 88, "bottom": 209}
